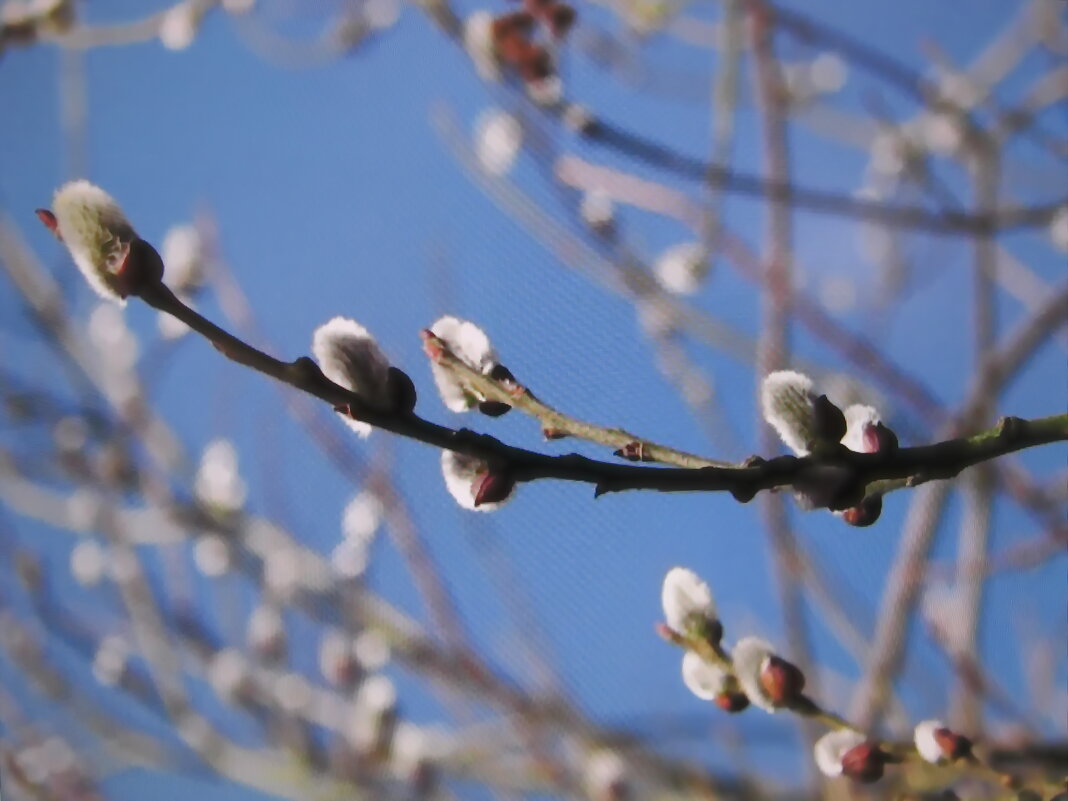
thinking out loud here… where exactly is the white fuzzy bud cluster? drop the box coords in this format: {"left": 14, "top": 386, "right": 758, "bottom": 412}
{"left": 761, "top": 370, "right": 895, "bottom": 523}
{"left": 659, "top": 568, "right": 812, "bottom": 715}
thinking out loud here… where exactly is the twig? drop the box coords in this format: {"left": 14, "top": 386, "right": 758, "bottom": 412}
{"left": 422, "top": 330, "right": 731, "bottom": 468}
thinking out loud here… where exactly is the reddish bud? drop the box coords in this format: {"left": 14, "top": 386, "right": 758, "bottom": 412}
{"left": 419, "top": 329, "right": 445, "bottom": 361}
{"left": 933, "top": 728, "right": 972, "bottom": 761}
{"left": 840, "top": 742, "right": 887, "bottom": 783}
{"left": 542, "top": 426, "right": 568, "bottom": 440}
{"left": 714, "top": 691, "right": 750, "bottom": 713}
{"left": 615, "top": 441, "right": 651, "bottom": 462}
{"left": 473, "top": 471, "right": 515, "bottom": 507}
{"left": 655, "top": 621, "right": 683, "bottom": 644}
{"left": 35, "top": 208, "right": 60, "bottom": 237}
{"left": 841, "top": 495, "right": 883, "bottom": 527}
{"left": 759, "top": 655, "right": 805, "bottom": 705}
{"left": 863, "top": 422, "right": 898, "bottom": 454}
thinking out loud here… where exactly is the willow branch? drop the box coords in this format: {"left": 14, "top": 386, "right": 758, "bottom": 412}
{"left": 660, "top": 618, "right": 1025, "bottom": 789}
{"left": 137, "top": 280, "right": 1067, "bottom": 502}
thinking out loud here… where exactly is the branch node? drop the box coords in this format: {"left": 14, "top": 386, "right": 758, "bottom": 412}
{"left": 614, "top": 441, "right": 649, "bottom": 462}
{"left": 996, "top": 415, "right": 1025, "bottom": 441}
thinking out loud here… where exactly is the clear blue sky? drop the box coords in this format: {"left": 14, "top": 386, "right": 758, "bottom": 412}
{"left": 0, "top": 0, "right": 1064, "bottom": 797}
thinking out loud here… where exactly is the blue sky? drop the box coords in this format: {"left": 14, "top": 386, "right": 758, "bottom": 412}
{"left": 0, "top": 0, "right": 1065, "bottom": 797}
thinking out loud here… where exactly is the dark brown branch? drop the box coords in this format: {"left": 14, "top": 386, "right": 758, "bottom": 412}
{"left": 135, "top": 281, "right": 1068, "bottom": 504}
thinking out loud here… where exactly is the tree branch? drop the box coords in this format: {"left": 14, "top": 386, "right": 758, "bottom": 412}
{"left": 135, "top": 273, "right": 1067, "bottom": 504}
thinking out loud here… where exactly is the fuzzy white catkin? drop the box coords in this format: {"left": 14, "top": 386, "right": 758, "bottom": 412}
{"left": 194, "top": 438, "right": 247, "bottom": 512}
{"left": 342, "top": 491, "right": 384, "bottom": 543}
{"left": 583, "top": 749, "right": 627, "bottom": 800}
{"left": 580, "top": 189, "right": 614, "bottom": 231}
{"left": 440, "top": 450, "right": 510, "bottom": 511}
{"left": 761, "top": 370, "right": 818, "bottom": 456}
{"left": 51, "top": 180, "right": 138, "bottom": 304}
{"left": 841, "top": 404, "right": 881, "bottom": 453}
{"left": 474, "top": 109, "right": 522, "bottom": 176}
{"left": 70, "top": 540, "right": 106, "bottom": 586}
{"left": 813, "top": 729, "right": 866, "bottom": 777}
{"left": 312, "top": 316, "right": 392, "bottom": 437}
{"left": 389, "top": 722, "right": 429, "bottom": 780}
{"left": 681, "top": 651, "right": 728, "bottom": 701}
{"left": 654, "top": 242, "right": 708, "bottom": 296}
{"left": 660, "top": 567, "right": 715, "bottom": 632}
{"left": 913, "top": 719, "right": 947, "bottom": 764}
{"left": 160, "top": 224, "right": 204, "bottom": 293}
{"left": 731, "top": 636, "right": 777, "bottom": 713}
{"left": 159, "top": 3, "right": 198, "bottom": 50}
{"left": 429, "top": 315, "right": 498, "bottom": 412}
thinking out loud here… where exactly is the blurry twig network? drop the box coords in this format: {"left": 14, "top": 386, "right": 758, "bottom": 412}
{"left": 0, "top": 0, "right": 1066, "bottom": 799}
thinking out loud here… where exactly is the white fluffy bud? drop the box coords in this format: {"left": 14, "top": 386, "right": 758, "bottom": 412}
{"left": 159, "top": 3, "right": 200, "bottom": 50}
{"left": 814, "top": 728, "right": 866, "bottom": 777}
{"left": 312, "top": 317, "right": 393, "bottom": 437}
{"left": 731, "top": 636, "right": 777, "bottom": 713}
{"left": 761, "top": 370, "right": 818, "bottom": 456}
{"left": 681, "top": 651, "right": 728, "bottom": 701}
{"left": 654, "top": 242, "right": 708, "bottom": 296}
{"left": 70, "top": 540, "right": 106, "bottom": 587}
{"left": 660, "top": 567, "right": 716, "bottom": 633}
{"left": 474, "top": 109, "right": 522, "bottom": 176}
{"left": 160, "top": 224, "right": 205, "bottom": 293}
{"left": 914, "top": 719, "right": 946, "bottom": 764}
{"left": 50, "top": 180, "right": 138, "bottom": 304}
{"left": 842, "top": 404, "right": 881, "bottom": 454}
{"left": 428, "top": 315, "right": 499, "bottom": 412}
{"left": 194, "top": 438, "right": 247, "bottom": 513}
{"left": 440, "top": 450, "right": 513, "bottom": 511}
{"left": 583, "top": 748, "right": 628, "bottom": 801}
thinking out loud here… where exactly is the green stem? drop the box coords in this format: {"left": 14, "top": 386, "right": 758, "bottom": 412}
{"left": 425, "top": 330, "right": 732, "bottom": 469}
